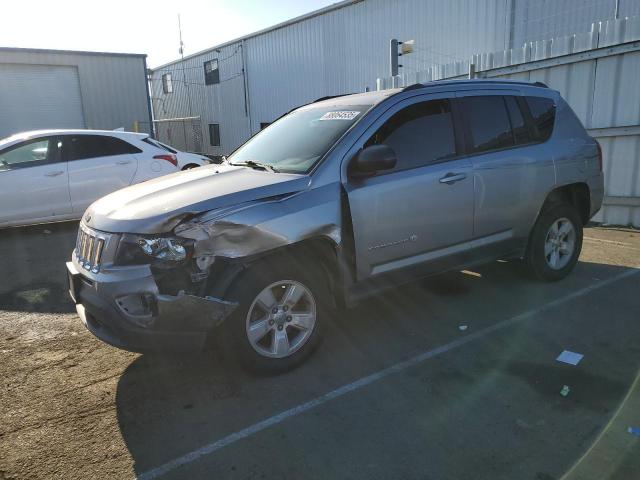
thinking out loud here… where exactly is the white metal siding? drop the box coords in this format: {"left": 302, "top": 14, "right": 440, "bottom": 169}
{"left": 150, "top": 42, "right": 250, "bottom": 155}
{"left": 0, "top": 63, "right": 85, "bottom": 138}
{"left": 0, "top": 48, "right": 151, "bottom": 137}
{"left": 377, "top": 15, "right": 640, "bottom": 226}
{"left": 151, "top": 0, "right": 633, "bottom": 156}
{"left": 149, "top": 0, "right": 640, "bottom": 226}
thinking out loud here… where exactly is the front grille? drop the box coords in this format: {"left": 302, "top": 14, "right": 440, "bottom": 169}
{"left": 76, "top": 226, "right": 107, "bottom": 273}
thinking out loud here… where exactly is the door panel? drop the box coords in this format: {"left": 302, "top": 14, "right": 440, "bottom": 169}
{"left": 0, "top": 137, "right": 71, "bottom": 225}
{"left": 343, "top": 93, "right": 474, "bottom": 280}
{"left": 456, "top": 91, "right": 555, "bottom": 240}
{"left": 64, "top": 135, "right": 138, "bottom": 213}
{"left": 348, "top": 158, "right": 474, "bottom": 278}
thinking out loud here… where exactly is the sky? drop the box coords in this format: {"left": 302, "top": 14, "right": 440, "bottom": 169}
{"left": 1, "top": 0, "right": 340, "bottom": 67}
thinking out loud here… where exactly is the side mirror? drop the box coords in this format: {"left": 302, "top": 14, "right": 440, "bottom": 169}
{"left": 350, "top": 145, "right": 397, "bottom": 177}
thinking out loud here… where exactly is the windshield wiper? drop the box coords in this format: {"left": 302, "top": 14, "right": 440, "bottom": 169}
{"left": 229, "top": 160, "right": 278, "bottom": 173}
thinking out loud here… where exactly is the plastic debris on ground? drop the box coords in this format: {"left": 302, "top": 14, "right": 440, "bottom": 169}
{"left": 628, "top": 427, "right": 640, "bottom": 437}
{"left": 43, "top": 229, "right": 52, "bottom": 234}
{"left": 458, "top": 325, "right": 468, "bottom": 331}
{"left": 560, "top": 385, "right": 571, "bottom": 397}
{"left": 556, "top": 350, "right": 584, "bottom": 366}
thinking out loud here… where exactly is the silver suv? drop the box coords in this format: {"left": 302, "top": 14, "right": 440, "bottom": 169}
{"left": 67, "top": 80, "right": 604, "bottom": 372}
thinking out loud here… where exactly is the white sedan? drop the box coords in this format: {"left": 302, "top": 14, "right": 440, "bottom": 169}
{"left": 0, "top": 129, "right": 181, "bottom": 228}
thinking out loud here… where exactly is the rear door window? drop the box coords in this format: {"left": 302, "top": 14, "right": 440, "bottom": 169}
{"left": 460, "top": 96, "right": 514, "bottom": 154}
{"left": 526, "top": 96, "right": 556, "bottom": 141}
{"left": 365, "top": 99, "right": 457, "bottom": 171}
{"left": 65, "top": 135, "right": 141, "bottom": 161}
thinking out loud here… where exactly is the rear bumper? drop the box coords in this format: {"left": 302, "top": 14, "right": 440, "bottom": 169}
{"left": 66, "top": 258, "right": 237, "bottom": 353}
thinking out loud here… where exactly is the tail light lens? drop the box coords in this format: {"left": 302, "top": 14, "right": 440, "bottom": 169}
{"left": 154, "top": 154, "right": 178, "bottom": 167}
{"left": 595, "top": 141, "right": 603, "bottom": 171}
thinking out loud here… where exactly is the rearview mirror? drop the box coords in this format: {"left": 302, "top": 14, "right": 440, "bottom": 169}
{"left": 350, "top": 145, "right": 397, "bottom": 176}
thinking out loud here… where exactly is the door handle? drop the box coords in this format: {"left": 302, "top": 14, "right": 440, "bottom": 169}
{"left": 116, "top": 160, "right": 132, "bottom": 165}
{"left": 439, "top": 172, "right": 467, "bottom": 184}
{"left": 44, "top": 171, "right": 64, "bottom": 177}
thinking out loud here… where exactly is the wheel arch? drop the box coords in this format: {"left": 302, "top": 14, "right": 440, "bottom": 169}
{"left": 540, "top": 182, "right": 591, "bottom": 225}
{"left": 207, "top": 236, "right": 346, "bottom": 309}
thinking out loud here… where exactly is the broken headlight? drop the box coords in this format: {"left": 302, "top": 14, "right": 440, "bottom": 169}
{"left": 138, "top": 237, "right": 188, "bottom": 261}
{"left": 115, "top": 235, "right": 194, "bottom": 266}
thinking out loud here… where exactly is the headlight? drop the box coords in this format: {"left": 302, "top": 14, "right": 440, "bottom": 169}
{"left": 115, "top": 235, "right": 193, "bottom": 266}
{"left": 138, "top": 237, "right": 188, "bottom": 261}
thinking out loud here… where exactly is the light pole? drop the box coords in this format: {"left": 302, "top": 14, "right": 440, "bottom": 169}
{"left": 390, "top": 38, "right": 415, "bottom": 77}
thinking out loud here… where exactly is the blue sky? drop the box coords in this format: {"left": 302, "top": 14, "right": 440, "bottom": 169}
{"left": 1, "top": 0, "right": 339, "bottom": 67}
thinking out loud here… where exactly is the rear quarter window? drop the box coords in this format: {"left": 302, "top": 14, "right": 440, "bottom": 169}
{"left": 525, "top": 96, "right": 556, "bottom": 142}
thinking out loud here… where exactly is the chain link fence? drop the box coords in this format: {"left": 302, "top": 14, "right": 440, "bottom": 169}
{"left": 136, "top": 116, "right": 203, "bottom": 154}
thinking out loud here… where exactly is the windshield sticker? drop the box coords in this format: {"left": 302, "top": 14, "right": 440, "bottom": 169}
{"left": 319, "top": 111, "right": 361, "bottom": 121}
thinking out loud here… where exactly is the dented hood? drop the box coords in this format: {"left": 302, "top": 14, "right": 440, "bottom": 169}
{"left": 83, "top": 164, "right": 309, "bottom": 234}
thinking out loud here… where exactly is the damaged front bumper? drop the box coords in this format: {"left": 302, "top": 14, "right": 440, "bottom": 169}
{"left": 66, "top": 257, "right": 237, "bottom": 353}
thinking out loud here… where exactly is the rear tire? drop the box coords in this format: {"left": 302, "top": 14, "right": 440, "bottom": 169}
{"left": 524, "top": 203, "right": 583, "bottom": 281}
{"left": 220, "top": 262, "right": 327, "bottom": 374}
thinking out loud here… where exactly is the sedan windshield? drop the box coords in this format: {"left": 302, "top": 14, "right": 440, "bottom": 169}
{"left": 228, "top": 104, "right": 371, "bottom": 173}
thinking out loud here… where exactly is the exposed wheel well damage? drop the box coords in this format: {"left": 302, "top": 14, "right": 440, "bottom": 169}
{"left": 208, "top": 238, "right": 344, "bottom": 310}
{"left": 543, "top": 183, "right": 591, "bottom": 225}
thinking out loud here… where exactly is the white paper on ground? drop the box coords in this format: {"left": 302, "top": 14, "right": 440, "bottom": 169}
{"left": 556, "top": 350, "right": 584, "bottom": 366}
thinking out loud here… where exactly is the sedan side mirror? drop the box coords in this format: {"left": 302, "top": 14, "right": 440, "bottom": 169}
{"left": 350, "top": 145, "right": 397, "bottom": 177}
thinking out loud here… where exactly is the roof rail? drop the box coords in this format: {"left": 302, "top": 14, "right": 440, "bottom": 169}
{"left": 401, "top": 79, "right": 549, "bottom": 92}
{"left": 312, "top": 93, "right": 353, "bottom": 103}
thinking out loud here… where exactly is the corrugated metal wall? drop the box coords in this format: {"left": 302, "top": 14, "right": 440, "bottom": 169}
{"left": 150, "top": 42, "right": 249, "bottom": 155}
{"left": 0, "top": 48, "right": 151, "bottom": 136}
{"left": 377, "top": 16, "right": 640, "bottom": 226}
{"left": 245, "top": 0, "right": 508, "bottom": 133}
{"left": 151, "top": 0, "right": 633, "bottom": 156}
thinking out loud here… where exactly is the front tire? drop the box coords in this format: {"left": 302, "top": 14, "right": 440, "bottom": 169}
{"left": 524, "top": 203, "right": 583, "bottom": 281}
{"left": 221, "top": 263, "right": 326, "bottom": 373}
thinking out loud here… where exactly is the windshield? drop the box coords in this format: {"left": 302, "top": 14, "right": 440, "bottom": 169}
{"left": 228, "top": 104, "right": 371, "bottom": 173}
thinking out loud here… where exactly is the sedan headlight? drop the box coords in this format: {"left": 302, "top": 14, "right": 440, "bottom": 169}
{"left": 115, "top": 235, "right": 194, "bottom": 266}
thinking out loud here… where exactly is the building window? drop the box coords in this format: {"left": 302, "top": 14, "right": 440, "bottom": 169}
{"left": 204, "top": 59, "right": 219, "bottom": 85}
{"left": 161, "top": 73, "right": 173, "bottom": 94}
{"left": 209, "top": 124, "right": 220, "bottom": 146}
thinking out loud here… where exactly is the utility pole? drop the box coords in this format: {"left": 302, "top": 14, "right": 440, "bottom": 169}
{"left": 178, "top": 14, "right": 194, "bottom": 118}
{"left": 178, "top": 14, "right": 194, "bottom": 151}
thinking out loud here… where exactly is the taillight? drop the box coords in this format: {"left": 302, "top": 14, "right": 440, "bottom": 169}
{"left": 595, "top": 141, "right": 603, "bottom": 171}
{"left": 154, "top": 154, "right": 178, "bottom": 167}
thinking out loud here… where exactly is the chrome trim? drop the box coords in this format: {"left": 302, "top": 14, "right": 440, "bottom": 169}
{"left": 75, "top": 224, "right": 110, "bottom": 273}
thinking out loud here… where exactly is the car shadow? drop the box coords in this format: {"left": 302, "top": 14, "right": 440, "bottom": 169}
{"left": 115, "top": 260, "right": 639, "bottom": 478}
{"left": 0, "top": 221, "right": 78, "bottom": 312}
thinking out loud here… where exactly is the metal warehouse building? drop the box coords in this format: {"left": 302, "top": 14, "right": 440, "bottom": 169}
{"left": 150, "top": 0, "right": 639, "bottom": 155}
{"left": 150, "top": 0, "right": 640, "bottom": 226}
{"left": 0, "top": 47, "right": 152, "bottom": 139}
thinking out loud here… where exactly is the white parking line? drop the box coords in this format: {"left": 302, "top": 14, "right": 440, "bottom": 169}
{"left": 137, "top": 267, "right": 640, "bottom": 480}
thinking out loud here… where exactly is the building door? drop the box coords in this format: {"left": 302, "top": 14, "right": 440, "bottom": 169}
{"left": 0, "top": 64, "right": 85, "bottom": 138}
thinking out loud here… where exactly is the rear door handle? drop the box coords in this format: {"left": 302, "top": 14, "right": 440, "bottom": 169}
{"left": 439, "top": 172, "right": 467, "bottom": 184}
{"left": 116, "top": 160, "right": 132, "bottom": 165}
{"left": 44, "top": 171, "right": 64, "bottom": 177}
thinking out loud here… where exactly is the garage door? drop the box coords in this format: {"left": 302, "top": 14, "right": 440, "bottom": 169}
{"left": 0, "top": 63, "right": 86, "bottom": 139}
